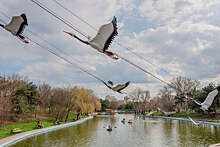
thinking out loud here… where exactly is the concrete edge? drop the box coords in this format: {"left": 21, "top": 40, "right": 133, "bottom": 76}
{"left": 0, "top": 116, "right": 93, "bottom": 147}
{"left": 209, "top": 143, "right": 220, "bottom": 147}
{"left": 137, "top": 115, "right": 220, "bottom": 126}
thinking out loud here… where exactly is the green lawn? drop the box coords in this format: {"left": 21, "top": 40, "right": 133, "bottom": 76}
{"left": 0, "top": 114, "right": 88, "bottom": 139}
{"left": 69, "top": 113, "right": 87, "bottom": 121}
{"left": 0, "top": 121, "right": 54, "bottom": 139}
{"left": 147, "top": 111, "right": 197, "bottom": 118}
{"left": 170, "top": 112, "right": 197, "bottom": 118}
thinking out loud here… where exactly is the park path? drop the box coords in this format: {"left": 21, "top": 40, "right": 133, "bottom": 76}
{"left": 0, "top": 129, "right": 39, "bottom": 145}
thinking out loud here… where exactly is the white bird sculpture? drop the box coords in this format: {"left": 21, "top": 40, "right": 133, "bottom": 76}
{"left": 64, "top": 16, "right": 118, "bottom": 60}
{"left": 188, "top": 86, "right": 220, "bottom": 111}
{"left": 0, "top": 13, "right": 28, "bottom": 43}
{"left": 104, "top": 81, "right": 130, "bottom": 94}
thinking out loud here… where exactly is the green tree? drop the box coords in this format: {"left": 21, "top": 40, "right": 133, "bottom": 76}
{"left": 13, "top": 82, "right": 39, "bottom": 114}
{"left": 100, "top": 99, "right": 110, "bottom": 111}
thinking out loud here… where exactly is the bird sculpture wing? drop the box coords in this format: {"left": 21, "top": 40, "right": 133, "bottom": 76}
{"left": 112, "top": 82, "right": 130, "bottom": 92}
{"left": 5, "top": 16, "right": 24, "bottom": 35}
{"left": 90, "top": 17, "right": 118, "bottom": 51}
{"left": 201, "top": 89, "right": 218, "bottom": 111}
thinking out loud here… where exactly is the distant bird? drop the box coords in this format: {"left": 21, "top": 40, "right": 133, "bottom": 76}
{"left": 64, "top": 16, "right": 118, "bottom": 60}
{"left": 188, "top": 86, "right": 220, "bottom": 111}
{"left": 0, "top": 13, "right": 28, "bottom": 43}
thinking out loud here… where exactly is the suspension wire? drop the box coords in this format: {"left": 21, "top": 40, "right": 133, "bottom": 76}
{"left": 50, "top": 0, "right": 172, "bottom": 76}
{"left": 26, "top": 35, "right": 106, "bottom": 84}
{"left": 29, "top": 0, "right": 175, "bottom": 90}
{"left": 0, "top": 18, "right": 6, "bottom": 25}
{"left": 0, "top": 11, "right": 118, "bottom": 93}
{"left": 51, "top": 0, "right": 97, "bottom": 31}
{"left": 1, "top": 11, "right": 199, "bottom": 121}
{"left": 30, "top": 0, "right": 89, "bottom": 39}
{"left": 16, "top": 2, "right": 198, "bottom": 123}
{"left": 26, "top": 29, "right": 106, "bottom": 80}
{"left": 0, "top": 11, "right": 10, "bottom": 25}
{"left": 0, "top": 8, "right": 174, "bottom": 93}
{"left": 0, "top": 11, "right": 10, "bottom": 19}
{"left": 114, "top": 53, "right": 176, "bottom": 89}
{"left": 116, "top": 42, "right": 171, "bottom": 75}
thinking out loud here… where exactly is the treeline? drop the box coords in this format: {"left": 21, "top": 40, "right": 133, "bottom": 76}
{"left": 0, "top": 74, "right": 101, "bottom": 126}
{"left": 105, "top": 76, "right": 220, "bottom": 115}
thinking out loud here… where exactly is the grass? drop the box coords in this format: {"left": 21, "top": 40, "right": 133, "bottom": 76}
{"left": 146, "top": 111, "right": 198, "bottom": 118}
{"left": 171, "top": 112, "right": 197, "bottom": 118}
{"left": 70, "top": 113, "right": 87, "bottom": 121}
{"left": 150, "top": 112, "right": 163, "bottom": 116}
{"left": 0, "top": 113, "right": 88, "bottom": 140}
{"left": 0, "top": 121, "right": 54, "bottom": 139}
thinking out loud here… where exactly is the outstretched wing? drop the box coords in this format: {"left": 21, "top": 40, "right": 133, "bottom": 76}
{"left": 201, "top": 89, "right": 218, "bottom": 110}
{"left": 5, "top": 16, "right": 24, "bottom": 35}
{"left": 102, "top": 81, "right": 113, "bottom": 90}
{"left": 112, "top": 81, "right": 130, "bottom": 92}
{"left": 90, "top": 17, "right": 118, "bottom": 51}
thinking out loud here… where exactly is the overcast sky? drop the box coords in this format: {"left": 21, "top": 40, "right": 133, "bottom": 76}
{"left": 0, "top": 0, "right": 220, "bottom": 99}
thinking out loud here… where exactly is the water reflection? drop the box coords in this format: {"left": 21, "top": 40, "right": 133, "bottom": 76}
{"left": 11, "top": 115, "right": 220, "bottom": 147}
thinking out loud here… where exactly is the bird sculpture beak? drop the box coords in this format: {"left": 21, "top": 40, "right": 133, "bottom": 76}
{"left": 63, "top": 31, "right": 73, "bottom": 36}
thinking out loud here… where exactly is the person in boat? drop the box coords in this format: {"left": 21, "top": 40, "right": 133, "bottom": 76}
{"left": 121, "top": 118, "right": 126, "bottom": 123}
{"left": 0, "top": 13, "right": 28, "bottom": 42}
{"left": 107, "top": 125, "right": 112, "bottom": 131}
{"left": 128, "top": 119, "right": 133, "bottom": 123}
{"left": 107, "top": 125, "right": 112, "bottom": 129}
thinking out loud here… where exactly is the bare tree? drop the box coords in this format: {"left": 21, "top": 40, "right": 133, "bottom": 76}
{"left": 38, "top": 84, "right": 52, "bottom": 112}
{"left": 158, "top": 86, "right": 175, "bottom": 111}
{"left": 169, "top": 76, "right": 200, "bottom": 112}
{"left": 170, "top": 76, "right": 200, "bottom": 95}
{"left": 128, "top": 88, "right": 151, "bottom": 114}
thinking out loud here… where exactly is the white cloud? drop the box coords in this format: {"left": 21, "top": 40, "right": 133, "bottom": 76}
{"left": 1, "top": 0, "right": 220, "bottom": 99}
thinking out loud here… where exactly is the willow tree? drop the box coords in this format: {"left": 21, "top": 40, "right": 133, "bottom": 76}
{"left": 73, "top": 87, "right": 100, "bottom": 120}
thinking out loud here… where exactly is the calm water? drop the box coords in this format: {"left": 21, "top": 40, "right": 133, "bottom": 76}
{"left": 11, "top": 114, "right": 220, "bottom": 147}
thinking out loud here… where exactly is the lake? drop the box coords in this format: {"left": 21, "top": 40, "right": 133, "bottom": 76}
{"left": 11, "top": 114, "right": 220, "bottom": 147}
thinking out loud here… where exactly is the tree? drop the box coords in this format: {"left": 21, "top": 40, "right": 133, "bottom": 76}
{"left": 38, "top": 84, "right": 52, "bottom": 112}
{"left": 170, "top": 76, "right": 200, "bottom": 95}
{"left": 170, "top": 76, "right": 200, "bottom": 112}
{"left": 13, "top": 82, "right": 39, "bottom": 115}
{"left": 72, "top": 88, "right": 99, "bottom": 119}
{"left": 95, "top": 100, "right": 101, "bottom": 111}
{"left": 100, "top": 99, "right": 110, "bottom": 111}
{"left": 158, "top": 86, "right": 175, "bottom": 112}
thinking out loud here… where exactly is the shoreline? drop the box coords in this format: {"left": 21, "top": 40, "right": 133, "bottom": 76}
{"left": 137, "top": 115, "right": 220, "bottom": 147}
{"left": 0, "top": 116, "right": 93, "bottom": 147}
{"left": 137, "top": 115, "right": 220, "bottom": 126}
{"left": 209, "top": 143, "right": 220, "bottom": 147}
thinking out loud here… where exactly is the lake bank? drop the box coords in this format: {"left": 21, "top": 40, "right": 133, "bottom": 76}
{"left": 0, "top": 116, "right": 93, "bottom": 147}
